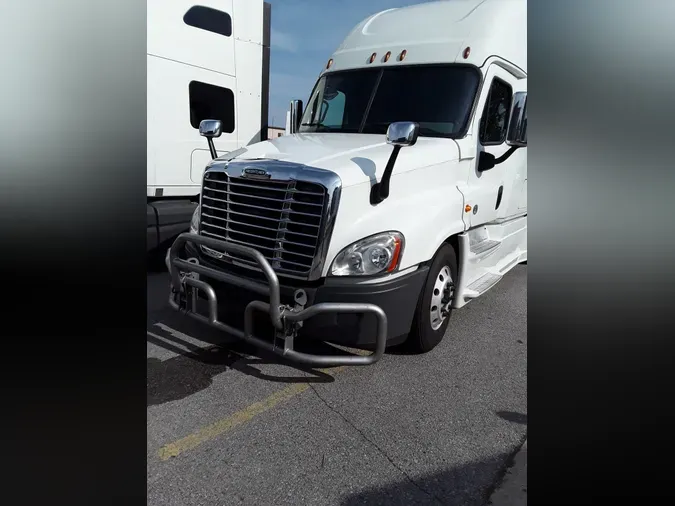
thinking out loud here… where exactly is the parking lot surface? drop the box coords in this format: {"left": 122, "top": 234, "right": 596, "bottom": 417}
{"left": 147, "top": 264, "right": 527, "bottom": 506}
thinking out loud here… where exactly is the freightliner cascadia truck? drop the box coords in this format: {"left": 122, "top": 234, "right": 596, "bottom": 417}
{"left": 166, "top": 0, "right": 527, "bottom": 366}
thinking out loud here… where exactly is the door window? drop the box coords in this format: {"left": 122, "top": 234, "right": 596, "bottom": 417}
{"left": 479, "top": 78, "right": 512, "bottom": 145}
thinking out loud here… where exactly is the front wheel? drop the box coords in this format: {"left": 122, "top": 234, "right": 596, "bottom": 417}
{"left": 406, "top": 243, "right": 458, "bottom": 353}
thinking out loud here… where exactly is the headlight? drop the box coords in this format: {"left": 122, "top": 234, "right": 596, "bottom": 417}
{"left": 189, "top": 206, "right": 200, "bottom": 234}
{"left": 330, "top": 231, "right": 404, "bottom": 276}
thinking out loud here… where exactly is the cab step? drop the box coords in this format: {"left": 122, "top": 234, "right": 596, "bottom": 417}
{"left": 454, "top": 215, "right": 527, "bottom": 308}
{"left": 463, "top": 272, "right": 503, "bottom": 300}
{"left": 470, "top": 239, "right": 501, "bottom": 256}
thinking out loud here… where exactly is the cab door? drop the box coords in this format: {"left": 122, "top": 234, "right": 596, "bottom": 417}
{"left": 499, "top": 79, "right": 527, "bottom": 219}
{"left": 463, "top": 63, "right": 522, "bottom": 227}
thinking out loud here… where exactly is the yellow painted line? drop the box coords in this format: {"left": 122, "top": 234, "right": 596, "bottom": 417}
{"left": 157, "top": 365, "right": 346, "bottom": 460}
{"left": 156, "top": 345, "right": 374, "bottom": 461}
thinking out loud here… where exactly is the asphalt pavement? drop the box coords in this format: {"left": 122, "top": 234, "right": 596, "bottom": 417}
{"left": 147, "top": 263, "right": 527, "bottom": 506}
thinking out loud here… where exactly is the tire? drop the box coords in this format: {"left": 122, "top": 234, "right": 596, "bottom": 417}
{"left": 407, "top": 243, "right": 458, "bottom": 353}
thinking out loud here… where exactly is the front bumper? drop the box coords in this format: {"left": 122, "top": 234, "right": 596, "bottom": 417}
{"left": 168, "top": 233, "right": 428, "bottom": 367}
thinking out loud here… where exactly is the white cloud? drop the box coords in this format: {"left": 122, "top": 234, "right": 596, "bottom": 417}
{"left": 270, "top": 28, "right": 298, "bottom": 52}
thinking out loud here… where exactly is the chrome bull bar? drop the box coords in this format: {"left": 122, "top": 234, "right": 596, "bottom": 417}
{"left": 167, "top": 233, "right": 387, "bottom": 366}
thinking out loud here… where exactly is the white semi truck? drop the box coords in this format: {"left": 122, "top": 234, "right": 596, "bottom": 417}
{"left": 166, "top": 0, "right": 527, "bottom": 366}
{"left": 147, "top": 0, "right": 271, "bottom": 252}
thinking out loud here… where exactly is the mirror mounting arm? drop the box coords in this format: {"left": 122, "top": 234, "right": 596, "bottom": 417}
{"left": 495, "top": 145, "right": 519, "bottom": 165}
{"left": 370, "top": 145, "right": 402, "bottom": 205}
{"left": 370, "top": 121, "right": 419, "bottom": 205}
{"left": 207, "top": 138, "right": 218, "bottom": 160}
{"left": 477, "top": 145, "right": 521, "bottom": 172}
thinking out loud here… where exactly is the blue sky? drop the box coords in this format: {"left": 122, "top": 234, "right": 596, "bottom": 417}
{"left": 266, "top": 0, "right": 436, "bottom": 127}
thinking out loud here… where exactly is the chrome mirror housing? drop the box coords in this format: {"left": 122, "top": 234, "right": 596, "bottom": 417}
{"left": 199, "top": 119, "right": 223, "bottom": 138}
{"left": 386, "top": 121, "right": 420, "bottom": 147}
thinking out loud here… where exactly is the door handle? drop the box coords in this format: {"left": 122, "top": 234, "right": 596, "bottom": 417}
{"left": 495, "top": 185, "right": 504, "bottom": 209}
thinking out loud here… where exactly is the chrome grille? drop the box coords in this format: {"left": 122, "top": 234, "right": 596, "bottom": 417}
{"left": 200, "top": 170, "right": 328, "bottom": 278}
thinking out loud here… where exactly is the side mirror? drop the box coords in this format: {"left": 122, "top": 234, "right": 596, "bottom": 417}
{"left": 506, "top": 92, "right": 527, "bottom": 147}
{"left": 199, "top": 119, "right": 222, "bottom": 160}
{"left": 478, "top": 93, "right": 527, "bottom": 172}
{"left": 199, "top": 119, "right": 222, "bottom": 138}
{"left": 386, "top": 121, "right": 420, "bottom": 147}
{"left": 371, "top": 121, "right": 420, "bottom": 205}
{"left": 288, "top": 99, "right": 303, "bottom": 134}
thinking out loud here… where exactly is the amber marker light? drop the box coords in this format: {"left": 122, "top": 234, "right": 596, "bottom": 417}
{"left": 326, "top": 58, "right": 333, "bottom": 69}
{"left": 384, "top": 51, "right": 391, "bottom": 62}
{"left": 386, "top": 236, "right": 403, "bottom": 273}
{"left": 465, "top": 205, "right": 472, "bottom": 213}
{"left": 399, "top": 49, "right": 407, "bottom": 61}
{"left": 369, "top": 52, "right": 377, "bottom": 63}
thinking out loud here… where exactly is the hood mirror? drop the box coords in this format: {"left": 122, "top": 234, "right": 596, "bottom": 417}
{"left": 386, "top": 121, "right": 419, "bottom": 147}
{"left": 199, "top": 119, "right": 222, "bottom": 138}
{"left": 199, "top": 119, "right": 222, "bottom": 159}
{"left": 371, "top": 121, "right": 420, "bottom": 205}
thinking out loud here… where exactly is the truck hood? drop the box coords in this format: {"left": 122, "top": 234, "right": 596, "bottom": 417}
{"left": 226, "top": 133, "right": 459, "bottom": 188}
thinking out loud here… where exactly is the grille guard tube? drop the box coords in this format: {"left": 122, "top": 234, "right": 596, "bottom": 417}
{"left": 167, "top": 233, "right": 388, "bottom": 366}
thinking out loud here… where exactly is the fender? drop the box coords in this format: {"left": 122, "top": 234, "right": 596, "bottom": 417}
{"left": 322, "top": 171, "right": 468, "bottom": 276}
{"left": 419, "top": 185, "right": 469, "bottom": 263}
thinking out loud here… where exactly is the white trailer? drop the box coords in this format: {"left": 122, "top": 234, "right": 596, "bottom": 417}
{"left": 147, "top": 0, "right": 271, "bottom": 252}
{"left": 167, "top": 0, "right": 527, "bottom": 366}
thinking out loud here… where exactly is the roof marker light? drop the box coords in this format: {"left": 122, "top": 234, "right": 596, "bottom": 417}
{"left": 384, "top": 51, "right": 391, "bottom": 62}
{"left": 463, "top": 46, "right": 471, "bottom": 59}
{"left": 399, "top": 49, "right": 407, "bottom": 61}
{"left": 326, "top": 58, "right": 333, "bottom": 69}
{"left": 369, "top": 52, "right": 377, "bottom": 63}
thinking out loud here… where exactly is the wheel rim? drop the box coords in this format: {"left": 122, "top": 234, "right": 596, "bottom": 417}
{"left": 430, "top": 265, "right": 454, "bottom": 331}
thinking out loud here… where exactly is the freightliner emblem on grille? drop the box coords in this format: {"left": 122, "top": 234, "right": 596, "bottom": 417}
{"left": 241, "top": 167, "right": 271, "bottom": 179}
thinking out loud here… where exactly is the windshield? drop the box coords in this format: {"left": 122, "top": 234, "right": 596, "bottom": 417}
{"left": 299, "top": 65, "right": 480, "bottom": 138}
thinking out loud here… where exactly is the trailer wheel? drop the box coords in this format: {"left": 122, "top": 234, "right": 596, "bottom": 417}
{"left": 407, "top": 243, "right": 457, "bottom": 353}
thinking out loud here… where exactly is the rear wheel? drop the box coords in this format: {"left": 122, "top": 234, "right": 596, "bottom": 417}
{"left": 407, "top": 243, "right": 458, "bottom": 353}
